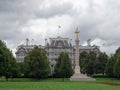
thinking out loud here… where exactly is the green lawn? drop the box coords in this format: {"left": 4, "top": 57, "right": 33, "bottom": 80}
{"left": 0, "top": 78, "right": 120, "bottom": 90}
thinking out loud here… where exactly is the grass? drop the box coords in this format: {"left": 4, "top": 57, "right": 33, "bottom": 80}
{"left": 0, "top": 78, "right": 120, "bottom": 90}
{"left": 96, "top": 78, "right": 120, "bottom": 83}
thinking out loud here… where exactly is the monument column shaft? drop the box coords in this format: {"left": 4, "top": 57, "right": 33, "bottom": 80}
{"left": 75, "top": 39, "right": 79, "bottom": 66}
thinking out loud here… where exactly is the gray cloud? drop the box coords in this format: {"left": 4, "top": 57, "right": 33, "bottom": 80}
{"left": 35, "top": 2, "right": 73, "bottom": 18}
{"left": 0, "top": 0, "right": 120, "bottom": 55}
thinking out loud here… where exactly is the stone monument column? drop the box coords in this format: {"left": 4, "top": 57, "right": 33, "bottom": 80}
{"left": 70, "top": 27, "right": 95, "bottom": 81}
{"left": 74, "top": 28, "right": 80, "bottom": 74}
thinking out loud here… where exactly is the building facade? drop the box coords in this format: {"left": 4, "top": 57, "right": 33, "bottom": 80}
{"left": 15, "top": 36, "right": 100, "bottom": 74}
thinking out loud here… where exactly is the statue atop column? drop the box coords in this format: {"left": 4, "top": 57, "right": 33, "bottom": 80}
{"left": 75, "top": 27, "right": 79, "bottom": 40}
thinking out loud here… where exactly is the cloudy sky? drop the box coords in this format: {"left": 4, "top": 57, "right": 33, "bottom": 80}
{"left": 0, "top": 0, "right": 120, "bottom": 55}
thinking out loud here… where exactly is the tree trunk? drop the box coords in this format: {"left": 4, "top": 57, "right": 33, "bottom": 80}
{"left": 62, "top": 77, "right": 64, "bottom": 82}
{"left": 5, "top": 77, "right": 8, "bottom": 81}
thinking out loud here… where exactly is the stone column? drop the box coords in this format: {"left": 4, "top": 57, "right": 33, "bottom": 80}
{"left": 74, "top": 28, "right": 80, "bottom": 74}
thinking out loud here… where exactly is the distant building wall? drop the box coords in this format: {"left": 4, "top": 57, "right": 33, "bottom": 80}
{"left": 15, "top": 37, "right": 100, "bottom": 74}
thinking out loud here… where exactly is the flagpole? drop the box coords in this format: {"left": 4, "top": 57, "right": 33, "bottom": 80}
{"left": 58, "top": 25, "right": 61, "bottom": 36}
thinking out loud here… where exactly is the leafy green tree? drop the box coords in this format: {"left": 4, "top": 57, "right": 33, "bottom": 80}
{"left": 105, "top": 47, "right": 120, "bottom": 78}
{"left": 54, "top": 52, "right": 74, "bottom": 81}
{"left": 16, "top": 63, "right": 24, "bottom": 77}
{"left": 80, "top": 51, "right": 89, "bottom": 74}
{"left": 113, "top": 56, "right": 120, "bottom": 78}
{"left": 80, "top": 51, "right": 97, "bottom": 76}
{"left": 86, "top": 51, "right": 97, "bottom": 76}
{"left": 94, "top": 52, "right": 108, "bottom": 75}
{"left": 105, "top": 55, "right": 115, "bottom": 77}
{"left": 80, "top": 51, "right": 108, "bottom": 76}
{"left": 113, "top": 47, "right": 120, "bottom": 78}
{"left": 23, "top": 46, "right": 50, "bottom": 79}
{"left": 10, "top": 61, "right": 20, "bottom": 78}
{"left": 0, "top": 40, "right": 18, "bottom": 81}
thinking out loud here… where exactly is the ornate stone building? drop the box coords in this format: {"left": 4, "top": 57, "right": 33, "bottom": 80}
{"left": 15, "top": 36, "right": 100, "bottom": 74}
{"left": 44, "top": 36, "right": 74, "bottom": 74}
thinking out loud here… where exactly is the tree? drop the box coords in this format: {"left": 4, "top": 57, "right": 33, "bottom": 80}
{"left": 54, "top": 52, "right": 74, "bottom": 81}
{"left": 113, "top": 56, "right": 120, "bottom": 78}
{"left": 80, "top": 51, "right": 89, "bottom": 74}
{"left": 113, "top": 47, "right": 120, "bottom": 78}
{"left": 105, "top": 55, "right": 115, "bottom": 77}
{"left": 80, "top": 51, "right": 108, "bottom": 76}
{"left": 94, "top": 52, "right": 108, "bottom": 75}
{"left": 86, "top": 51, "right": 97, "bottom": 76}
{"left": 105, "top": 47, "right": 120, "bottom": 78}
{"left": 16, "top": 62, "right": 24, "bottom": 77}
{"left": 10, "top": 60, "right": 20, "bottom": 79}
{"left": 23, "top": 46, "right": 50, "bottom": 79}
{"left": 80, "top": 51, "right": 97, "bottom": 76}
{"left": 0, "top": 40, "right": 18, "bottom": 81}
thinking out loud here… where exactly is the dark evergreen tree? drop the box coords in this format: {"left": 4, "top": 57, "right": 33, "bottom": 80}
{"left": 80, "top": 51, "right": 97, "bottom": 76}
{"left": 113, "top": 47, "right": 120, "bottom": 78}
{"left": 113, "top": 56, "right": 120, "bottom": 78}
{"left": 86, "top": 51, "right": 97, "bottom": 76}
{"left": 105, "top": 55, "right": 115, "bottom": 77}
{"left": 80, "top": 51, "right": 89, "bottom": 74}
{"left": 23, "top": 46, "right": 50, "bottom": 79}
{"left": 16, "top": 63, "right": 24, "bottom": 77}
{"left": 94, "top": 52, "right": 108, "bottom": 75}
{"left": 105, "top": 47, "right": 120, "bottom": 78}
{"left": 54, "top": 52, "right": 73, "bottom": 81}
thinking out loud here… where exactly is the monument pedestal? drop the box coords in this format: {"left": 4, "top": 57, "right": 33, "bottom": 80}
{"left": 70, "top": 73, "right": 95, "bottom": 81}
{"left": 70, "top": 66, "right": 95, "bottom": 81}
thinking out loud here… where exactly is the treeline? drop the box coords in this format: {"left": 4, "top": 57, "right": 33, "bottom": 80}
{"left": 1, "top": 39, "right": 120, "bottom": 81}
{"left": 80, "top": 51, "right": 108, "bottom": 76}
{"left": 105, "top": 47, "right": 120, "bottom": 78}
{"left": 19, "top": 47, "right": 73, "bottom": 80}
{"left": 80, "top": 47, "right": 120, "bottom": 78}
{"left": 0, "top": 40, "right": 73, "bottom": 80}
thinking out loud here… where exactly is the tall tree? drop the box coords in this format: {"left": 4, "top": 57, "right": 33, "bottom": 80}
{"left": 105, "top": 55, "right": 115, "bottom": 77}
{"left": 94, "top": 52, "right": 108, "bottom": 75}
{"left": 80, "top": 51, "right": 97, "bottom": 76}
{"left": 16, "top": 63, "right": 24, "bottom": 77}
{"left": 80, "top": 51, "right": 89, "bottom": 74}
{"left": 105, "top": 47, "right": 120, "bottom": 78}
{"left": 0, "top": 40, "right": 18, "bottom": 81}
{"left": 113, "top": 56, "right": 120, "bottom": 78}
{"left": 86, "top": 51, "right": 97, "bottom": 76}
{"left": 23, "top": 46, "right": 50, "bottom": 79}
{"left": 113, "top": 47, "right": 120, "bottom": 78}
{"left": 54, "top": 52, "right": 73, "bottom": 81}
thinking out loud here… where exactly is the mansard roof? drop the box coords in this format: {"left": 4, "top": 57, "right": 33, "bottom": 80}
{"left": 47, "top": 36, "right": 72, "bottom": 48}
{"left": 15, "top": 45, "right": 35, "bottom": 55}
{"left": 15, "top": 46, "right": 27, "bottom": 55}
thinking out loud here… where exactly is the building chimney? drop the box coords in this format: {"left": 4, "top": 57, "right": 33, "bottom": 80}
{"left": 87, "top": 39, "right": 91, "bottom": 46}
{"left": 26, "top": 38, "right": 29, "bottom": 46}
